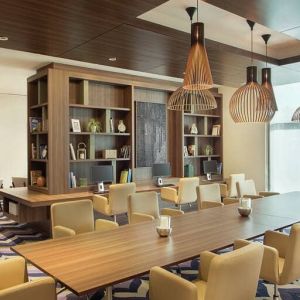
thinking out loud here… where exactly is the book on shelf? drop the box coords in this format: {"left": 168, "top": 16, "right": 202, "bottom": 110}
{"left": 110, "top": 117, "right": 114, "bottom": 133}
{"left": 30, "top": 170, "right": 42, "bottom": 185}
{"left": 69, "top": 143, "right": 76, "bottom": 160}
{"left": 31, "top": 143, "right": 37, "bottom": 159}
{"left": 127, "top": 168, "right": 132, "bottom": 183}
{"left": 212, "top": 125, "right": 221, "bottom": 136}
{"left": 69, "top": 172, "right": 77, "bottom": 188}
{"left": 29, "top": 117, "right": 42, "bottom": 132}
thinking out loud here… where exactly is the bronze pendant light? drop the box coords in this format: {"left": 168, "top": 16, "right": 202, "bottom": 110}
{"left": 182, "top": 0, "right": 213, "bottom": 91}
{"left": 261, "top": 34, "right": 278, "bottom": 111}
{"left": 229, "top": 20, "right": 275, "bottom": 123}
{"left": 167, "top": 88, "right": 217, "bottom": 111}
{"left": 167, "top": 4, "right": 216, "bottom": 111}
{"left": 291, "top": 107, "right": 300, "bottom": 122}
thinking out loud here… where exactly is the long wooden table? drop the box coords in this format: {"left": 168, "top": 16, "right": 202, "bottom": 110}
{"left": 12, "top": 192, "right": 300, "bottom": 297}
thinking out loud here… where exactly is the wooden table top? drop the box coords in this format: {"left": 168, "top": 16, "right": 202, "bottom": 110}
{"left": 12, "top": 192, "right": 300, "bottom": 296}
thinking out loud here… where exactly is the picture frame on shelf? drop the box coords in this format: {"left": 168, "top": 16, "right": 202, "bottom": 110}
{"left": 71, "top": 119, "right": 81, "bottom": 133}
{"left": 39, "top": 145, "right": 48, "bottom": 159}
{"left": 29, "top": 117, "right": 42, "bottom": 132}
{"left": 212, "top": 124, "right": 221, "bottom": 136}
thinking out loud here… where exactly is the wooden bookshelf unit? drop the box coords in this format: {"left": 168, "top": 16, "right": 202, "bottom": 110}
{"left": 27, "top": 63, "right": 224, "bottom": 194}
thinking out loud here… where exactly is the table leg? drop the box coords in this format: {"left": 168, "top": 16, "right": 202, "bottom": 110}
{"left": 106, "top": 286, "right": 113, "bottom": 300}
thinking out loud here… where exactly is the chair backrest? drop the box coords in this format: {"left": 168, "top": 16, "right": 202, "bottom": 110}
{"left": 128, "top": 191, "right": 160, "bottom": 223}
{"left": 178, "top": 177, "right": 199, "bottom": 204}
{"left": 149, "top": 266, "right": 198, "bottom": 300}
{"left": 51, "top": 199, "right": 94, "bottom": 235}
{"left": 236, "top": 179, "right": 257, "bottom": 197}
{"left": 198, "top": 184, "right": 221, "bottom": 203}
{"left": 12, "top": 177, "right": 28, "bottom": 187}
{"left": 205, "top": 243, "right": 263, "bottom": 300}
{"left": 280, "top": 223, "right": 300, "bottom": 284}
{"left": 228, "top": 173, "right": 245, "bottom": 197}
{"left": 109, "top": 182, "right": 136, "bottom": 214}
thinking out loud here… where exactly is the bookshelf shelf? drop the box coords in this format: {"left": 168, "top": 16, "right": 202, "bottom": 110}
{"left": 184, "top": 134, "right": 221, "bottom": 138}
{"left": 69, "top": 132, "right": 130, "bottom": 136}
{"left": 69, "top": 104, "right": 131, "bottom": 112}
{"left": 70, "top": 158, "right": 130, "bottom": 163}
{"left": 30, "top": 103, "right": 48, "bottom": 109}
{"left": 31, "top": 159, "right": 48, "bottom": 163}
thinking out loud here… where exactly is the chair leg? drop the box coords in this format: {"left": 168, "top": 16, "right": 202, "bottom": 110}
{"left": 273, "top": 283, "right": 279, "bottom": 299}
{"left": 113, "top": 215, "right": 117, "bottom": 222}
{"left": 106, "top": 286, "right": 113, "bottom": 300}
{"left": 178, "top": 204, "right": 181, "bottom": 210}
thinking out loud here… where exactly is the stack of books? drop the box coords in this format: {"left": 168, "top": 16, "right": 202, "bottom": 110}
{"left": 119, "top": 168, "right": 132, "bottom": 183}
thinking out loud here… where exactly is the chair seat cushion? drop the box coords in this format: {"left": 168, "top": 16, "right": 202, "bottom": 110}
{"left": 193, "top": 279, "right": 207, "bottom": 300}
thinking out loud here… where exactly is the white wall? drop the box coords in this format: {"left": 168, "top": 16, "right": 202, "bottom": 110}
{"left": 219, "top": 85, "right": 267, "bottom": 191}
{"left": 0, "top": 65, "right": 35, "bottom": 187}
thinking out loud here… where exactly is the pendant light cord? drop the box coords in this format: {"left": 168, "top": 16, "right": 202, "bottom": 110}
{"left": 265, "top": 43, "right": 268, "bottom": 67}
{"left": 251, "top": 27, "right": 253, "bottom": 65}
{"left": 197, "top": 0, "right": 199, "bottom": 22}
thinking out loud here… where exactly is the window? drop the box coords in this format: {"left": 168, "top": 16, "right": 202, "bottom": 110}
{"left": 269, "top": 83, "right": 300, "bottom": 193}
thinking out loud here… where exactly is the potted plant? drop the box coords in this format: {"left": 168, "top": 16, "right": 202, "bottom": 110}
{"left": 87, "top": 118, "right": 101, "bottom": 133}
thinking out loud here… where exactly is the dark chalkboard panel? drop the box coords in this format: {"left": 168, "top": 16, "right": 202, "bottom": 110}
{"left": 136, "top": 102, "right": 167, "bottom": 167}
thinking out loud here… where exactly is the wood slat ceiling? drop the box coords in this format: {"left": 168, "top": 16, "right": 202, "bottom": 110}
{"left": 0, "top": 0, "right": 300, "bottom": 87}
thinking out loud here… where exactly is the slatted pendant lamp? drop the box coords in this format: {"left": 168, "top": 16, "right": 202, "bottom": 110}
{"left": 229, "top": 20, "right": 275, "bottom": 123}
{"left": 261, "top": 34, "right": 278, "bottom": 111}
{"left": 167, "top": 87, "right": 217, "bottom": 111}
{"left": 182, "top": 0, "right": 213, "bottom": 91}
{"left": 167, "top": 3, "right": 216, "bottom": 111}
{"left": 291, "top": 107, "right": 300, "bottom": 122}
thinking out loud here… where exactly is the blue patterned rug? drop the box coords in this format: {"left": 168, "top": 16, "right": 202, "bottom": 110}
{"left": 1, "top": 214, "right": 300, "bottom": 300}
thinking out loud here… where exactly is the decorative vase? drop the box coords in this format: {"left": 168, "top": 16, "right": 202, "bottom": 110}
{"left": 91, "top": 125, "right": 97, "bottom": 133}
{"left": 36, "top": 176, "right": 46, "bottom": 187}
{"left": 118, "top": 120, "right": 126, "bottom": 133}
{"left": 190, "top": 123, "right": 198, "bottom": 134}
{"left": 205, "top": 145, "right": 213, "bottom": 156}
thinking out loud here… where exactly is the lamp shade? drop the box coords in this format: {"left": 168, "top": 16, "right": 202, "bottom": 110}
{"left": 183, "top": 22, "right": 213, "bottom": 91}
{"left": 261, "top": 67, "right": 278, "bottom": 111}
{"left": 229, "top": 66, "right": 275, "bottom": 123}
{"left": 291, "top": 107, "right": 300, "bottom": 122}
{"left": 168, "top": 87, "right": 217, "bottom": 111}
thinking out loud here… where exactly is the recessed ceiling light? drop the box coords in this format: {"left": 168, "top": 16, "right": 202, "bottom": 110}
{"left": 0, "top": 36, "right": 8, "bottom": 41}
{"left": 108, "top": 57, "right": 117, "bottom": 62}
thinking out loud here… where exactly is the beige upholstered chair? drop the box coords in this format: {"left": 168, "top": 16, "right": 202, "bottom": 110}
{"left": 11, "top": 177, "right": 28, "bottom": 187}
{"left": 235, "top": 223, "right": 300, "bottom": 298}
{"left": 220, "top": 173, "right": 245, "bottom": 198}
{"left": 128, "top": 191, "right": 184, "bottom": 224}
{"left": 51, "top": 199, "right": 118, "bottom": 239}
{"left": 196, "top": 184, "right": 224, "bottom": 210}
{"left": 93, "top": 182, "right": 136, "bottom": 222}
{"left": 0, "top": 256, "right": 56, "bottom": 300}
{"left": 150, "top": 242, "right": 263, "bottom": 300}
{"left": 161, "top": 177, "right": 199, "bottom": 209}
{"left": 237, "top": 179, "right": 279, "bottom": 199}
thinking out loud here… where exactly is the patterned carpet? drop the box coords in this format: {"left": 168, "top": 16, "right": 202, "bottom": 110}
{"left": 1, "top": 213, "right": 300, "bottom": 300}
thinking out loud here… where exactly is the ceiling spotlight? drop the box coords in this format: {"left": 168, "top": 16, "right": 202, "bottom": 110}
{"left": 0, "top": 36, "right": 8, "bottom": 41}
{"left": 108, "top": 57, "right": 117, "bottom": 62}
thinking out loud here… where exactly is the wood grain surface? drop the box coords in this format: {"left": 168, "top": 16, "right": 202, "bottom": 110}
{"left": 12, "top": 192, "right": 300, "bottom": 296}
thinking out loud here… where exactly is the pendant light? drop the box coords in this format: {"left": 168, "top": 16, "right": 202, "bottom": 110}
{"left": 167, "top": 4, "right": 216, "bottom": 111}
{"left": 182, "top": 0, "right": 213, "bottom": 91}
{"left": 229, "top": 20, "right": 275, "bottom": 123}
{"left": 261, "top": 34, "right": 278, "bottom": 111}
{"left": 291, "top": 107, "right": 300, "bottom": 122}
{"left": 167, "top": 88, "right": 217, "bottom": 111}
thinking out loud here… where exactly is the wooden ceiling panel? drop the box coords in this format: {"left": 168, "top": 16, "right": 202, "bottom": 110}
{"left": 0, "top": 0, "right": 168, "bottom": 56}
{"left": 62, "top": 24, "right": 189, "bottom": 72}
